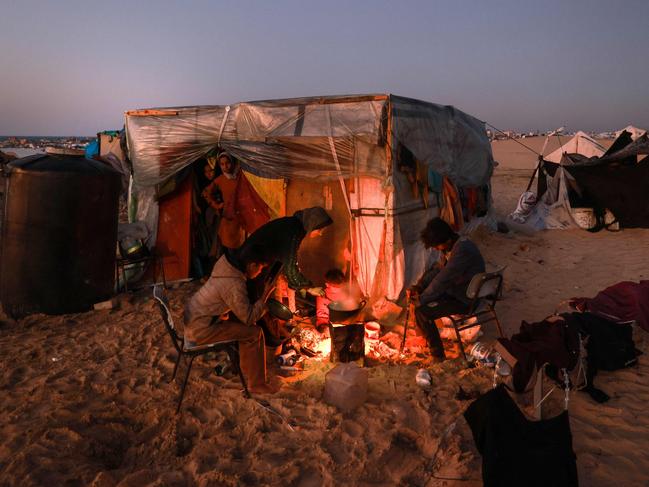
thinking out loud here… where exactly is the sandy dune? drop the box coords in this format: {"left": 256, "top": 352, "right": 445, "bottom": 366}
{"left": 1, "top": 139, "right": 648, "bottom": 486}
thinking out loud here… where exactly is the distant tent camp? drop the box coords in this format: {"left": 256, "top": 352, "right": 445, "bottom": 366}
{"left": 124, "top": 94, "right": 495, "bottom": 303}
{"left": 544, "top": 131, "right": 606, "bottom": 163}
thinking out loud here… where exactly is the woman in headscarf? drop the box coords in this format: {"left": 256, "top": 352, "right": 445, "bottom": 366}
{"left": 240, "top": 206, "right": 333, "bottom": 291}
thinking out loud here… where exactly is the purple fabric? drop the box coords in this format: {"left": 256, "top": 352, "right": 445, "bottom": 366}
{"left": 571, "top": 280, "right": 649, "bottom": 331}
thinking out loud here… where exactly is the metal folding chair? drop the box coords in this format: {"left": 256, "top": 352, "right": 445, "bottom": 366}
{"left": 448, "top": 268, "right": 506, "bottom": 364}
{"left": 152, "top": 285, "right": 250, "bottom": 413}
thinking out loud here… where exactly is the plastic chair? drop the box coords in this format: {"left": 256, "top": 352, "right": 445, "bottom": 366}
{"left": 448, "top": 268, "right": 506, "bottom": 364}
{"left": 152, "top": 285, "right": 250, "bottom": 413}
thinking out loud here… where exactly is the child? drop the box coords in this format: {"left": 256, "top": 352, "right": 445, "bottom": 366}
{"left": 315, "top": 269, "right": 361, "bottom": 329}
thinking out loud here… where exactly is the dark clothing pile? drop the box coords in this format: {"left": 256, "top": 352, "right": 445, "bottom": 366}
{"left": 562, "top": 312, "right": 640, "bottom": 403}
{"left": 571, "top": 280, "right": 649, "bottom": 332}
{"left": 464, "top": 385, "right": 578, "bottom": 487}
{"left": 495, "top": 315, "right": 580, "bottom": 392}
{"left": 496, "top": 312, "right": 640, "bottom": 403}
{"left": 240, "top": 206, "right": 332, "bottom": 290}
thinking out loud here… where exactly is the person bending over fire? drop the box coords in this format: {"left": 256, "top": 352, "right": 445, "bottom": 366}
{"left": 240, "top": 206, "right": 333, "bottom": 294}
{"left": 183, "top": 244, "right": 278, "bottom": 394}
{"left": 410, "top": 217, "right": 485, "bottom": 361}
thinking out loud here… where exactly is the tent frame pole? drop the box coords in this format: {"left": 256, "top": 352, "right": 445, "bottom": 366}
{"left": 526, "top": 155, "right": 543, "bottom": 192}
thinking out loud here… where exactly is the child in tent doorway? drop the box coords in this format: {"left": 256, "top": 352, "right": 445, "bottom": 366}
{"left": 315, "top": 269, "right": 362, "bottom": 331}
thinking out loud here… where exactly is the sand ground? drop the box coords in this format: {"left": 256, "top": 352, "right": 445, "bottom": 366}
{"left": 1, "top": 138, "right": 648, "bottom": 486}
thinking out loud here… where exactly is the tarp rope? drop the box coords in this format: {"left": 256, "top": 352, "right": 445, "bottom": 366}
{"left": 483, "top": 121, "right": 541, "bottom": 157}
{"left": 325, "top": 107, "right": 353, "bottom": 218}
{"left": 484, "top": 122, "right": 570, "bottom": 193}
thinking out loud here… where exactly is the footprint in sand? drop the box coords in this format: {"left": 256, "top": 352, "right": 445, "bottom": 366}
{"left": 322, "top": 436, "right": 351, "bottom": 465}
{"left": 4, "top": 366, "right": 28, "bottom": 387}
{"left": 341, "top": 419, "right": 363, "bottom": 437}
{"left": 294, "top": 467, "right": 325, "bottom": 487}
{"left": 175, "top": 421, "right": 199, "bottom": 457}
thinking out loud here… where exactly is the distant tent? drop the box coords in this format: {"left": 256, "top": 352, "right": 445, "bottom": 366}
{"left": 609, "top": 126, "right": 648, "bottom": 164}
{"left": 544, "top": 131, "right": 606, "bottom": 163}
{"left": 614, "top": 125, "right": 647, "bottom": 141}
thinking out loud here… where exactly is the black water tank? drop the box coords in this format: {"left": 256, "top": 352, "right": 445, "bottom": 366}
{"left": 1, "top": 151, "right": 121, "bottom": 318}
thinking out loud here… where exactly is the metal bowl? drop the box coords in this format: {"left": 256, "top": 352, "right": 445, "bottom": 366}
{"left": 266, "top": 298, "right": 294, "bottom": 321}
{"left": 328, "top": 299, "right": 367, "bottom": 323}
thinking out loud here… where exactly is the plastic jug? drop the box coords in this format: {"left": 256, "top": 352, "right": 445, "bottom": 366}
{"left": 323, "top": 362, "right": 368, "bottom": 412}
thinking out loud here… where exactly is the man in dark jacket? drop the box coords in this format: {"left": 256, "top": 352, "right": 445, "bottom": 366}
{"left": 411, "top": 217, "right": 485, "bottom": 360}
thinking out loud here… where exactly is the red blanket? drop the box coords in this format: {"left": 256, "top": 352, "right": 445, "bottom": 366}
{"left": 571, "top": 280, "right": 649, "bottom": 331}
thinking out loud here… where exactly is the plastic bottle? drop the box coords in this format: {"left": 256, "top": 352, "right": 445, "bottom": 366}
{"left": 468, "top": 341, "right": 492, "bottom": 361}
{"left": 469, "top": 342, "right": 504, "bottom": 368}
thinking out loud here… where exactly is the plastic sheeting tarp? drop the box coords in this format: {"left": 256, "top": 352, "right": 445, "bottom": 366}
{"left": 126, "top": 96, "right": 388, "bottom": 186}
{"left": 390, "top": 95, "right": 494, "bottom": 188}
{"left": 125, "top": 94, "right": 493, "bottom": 188}
{"left": 513, "top": 167, "right": 579, "bottom": 230}
{"left": 85, "top": 139, "right": 99, "bottom": 159}
{"left": 596, "top": 133, "right": 649, "bottom": 165}
{"left": 350, "top": 177, "right": 404, "bottom": 300}
{"left": 614, "top": 125, "right": 647, "bottom": 141}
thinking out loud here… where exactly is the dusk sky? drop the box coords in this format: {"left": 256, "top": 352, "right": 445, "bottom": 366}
{"left": 1, "top": 0, "right": 648, "bottom": 136}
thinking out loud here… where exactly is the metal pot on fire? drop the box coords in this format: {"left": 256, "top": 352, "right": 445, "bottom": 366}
{"left": 327, "top": 299, "right": 367, "bottom": 323}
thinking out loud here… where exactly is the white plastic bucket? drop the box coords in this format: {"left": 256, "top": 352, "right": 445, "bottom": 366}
{"left": 364, "top": 321, "right": 381, "bottom": 340}
{"left": 364, "top": 321, "right": 381, "bottom": 355}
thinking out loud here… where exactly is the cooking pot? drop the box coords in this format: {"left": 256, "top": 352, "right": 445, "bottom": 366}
{"left": 267, "top": 298, "right": 294, "bottom": 321}
{"left": 328, "top": 299, "right": 367, "bottom": 323}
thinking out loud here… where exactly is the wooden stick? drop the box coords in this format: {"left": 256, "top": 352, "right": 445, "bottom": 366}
{"left": 125, "top": 109, "right": 179, "bottom": 117}
{"left": 400, "top": 290, "right": 412, "bottom": 353}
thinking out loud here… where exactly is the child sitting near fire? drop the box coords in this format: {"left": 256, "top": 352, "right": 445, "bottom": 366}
{"left": 315, "top": 269, "right": 362, "bottom": 331}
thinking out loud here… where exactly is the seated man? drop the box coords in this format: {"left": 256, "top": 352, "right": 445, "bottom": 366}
{"left": 411, "top": 217, "right": 485, "bottom": 360}
{"left": 184, "top": 244, "right": 277, "bottom": 394}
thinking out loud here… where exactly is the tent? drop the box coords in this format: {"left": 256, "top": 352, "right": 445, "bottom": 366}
{"left": 544, "top": 131, "right": 606, "bottom": 163}
{"left": 533, "top": 130, "right": 649, "bottom": 230}
{"left": 614, "top": 125, "right": 647, "bottom": 141}
{"left": 124, "top": 94, "right": 495, "bottom": 303}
